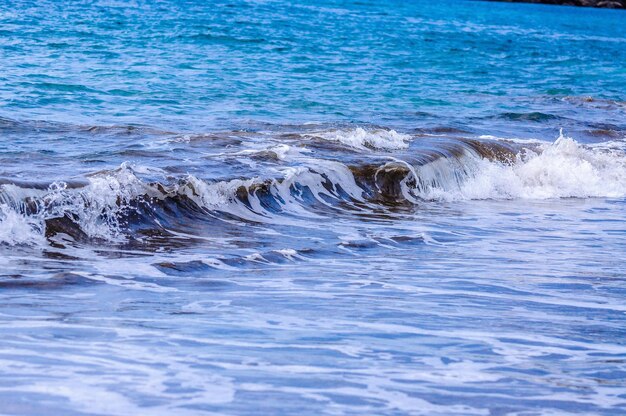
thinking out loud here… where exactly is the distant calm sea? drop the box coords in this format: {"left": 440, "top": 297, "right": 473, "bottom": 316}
{"left": 0, "top": 0, "right": 625, "bottom": 414}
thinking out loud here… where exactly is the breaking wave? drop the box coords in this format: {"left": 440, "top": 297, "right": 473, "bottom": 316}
{"left": 409, "top": 132, "right": 626, "bottom": 201}
{"left": 0, "top": 132, "right": 624, "bottom": 246}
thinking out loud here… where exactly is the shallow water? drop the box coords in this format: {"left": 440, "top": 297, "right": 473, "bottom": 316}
{"left": 1, "top": 0, "right": 625, "bottom": 415}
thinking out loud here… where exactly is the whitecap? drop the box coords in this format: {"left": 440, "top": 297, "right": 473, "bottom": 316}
{"left": 312, "top": 127, "right": 411, "bottom": 150}
{"left": 0, "top": 204, "right": 45, "bottom": 246}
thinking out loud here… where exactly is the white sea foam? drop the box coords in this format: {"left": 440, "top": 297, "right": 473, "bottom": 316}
{"left": 182, "top": 158, "right": 363, "bottom": 222}
{"left": 314, "top": 127, "right": 411, "bottom": 150}
{"left": 414, "top": 132, "right": 626, "bottom": 201}
{"left": 0, "top": 204, "right": 45, "bottom": 246}
{"left": 0, "top": 164, "right": 151, "bottom": 245}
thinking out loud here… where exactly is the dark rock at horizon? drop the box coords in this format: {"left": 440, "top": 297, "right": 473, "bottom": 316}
{"left": 490, "top": 0, "right": 625, "bottom": 8}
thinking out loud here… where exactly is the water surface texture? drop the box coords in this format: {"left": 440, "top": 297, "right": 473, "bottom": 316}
{"left": 1, "top": 0, "right": 625, "bottom": 415}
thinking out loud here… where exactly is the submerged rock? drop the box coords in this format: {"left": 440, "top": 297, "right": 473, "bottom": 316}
{"left": 489, "top": 0, "right": 625, "bottom": 8}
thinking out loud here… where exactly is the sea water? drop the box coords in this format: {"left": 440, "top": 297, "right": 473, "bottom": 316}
{"left": 0, "top": 0, "right": 625, "bottom": 414}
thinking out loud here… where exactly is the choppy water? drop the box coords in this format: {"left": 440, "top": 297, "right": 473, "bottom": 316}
{"left": 1, "top": 0, "right": 626, "bottom": 415}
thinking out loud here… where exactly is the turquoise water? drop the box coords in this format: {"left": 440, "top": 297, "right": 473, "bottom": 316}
{"left": 1, "top": 0, "right": 625, "bottom": 415}
{"left": 2, "top": 0, "right": 625, "bottom": 132}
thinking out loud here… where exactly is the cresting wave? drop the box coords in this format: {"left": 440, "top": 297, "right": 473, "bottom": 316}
{"left": 0, "top": 132, "right": 624, "bottom": 246}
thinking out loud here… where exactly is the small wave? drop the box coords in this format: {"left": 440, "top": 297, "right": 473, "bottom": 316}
{"left": 562, "top": 96, "right": 626, "bottom": 111}
{"left": 187, "top": 33, "right": 266, "bottom": 45}
{"left": 310, "top": 127, "right": 411, "bottom": 150}
{"left": 495, "top": 112, "right": 565, "bottom": 122}
{"left": 0, "top": 115, "right": 174, "bottom": 136}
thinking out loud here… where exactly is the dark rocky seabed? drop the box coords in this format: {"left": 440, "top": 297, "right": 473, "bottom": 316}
{"left": 490, "top": 0, "right": 625, "bottom": 8}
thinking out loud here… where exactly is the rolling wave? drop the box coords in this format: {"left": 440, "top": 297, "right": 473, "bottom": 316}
{"left": 0, "top": 132, "right": 624, "bottom": 246}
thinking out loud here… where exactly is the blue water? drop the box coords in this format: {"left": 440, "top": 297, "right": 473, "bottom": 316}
{"left": 1, "top": 0, "right": 625, "bottom": 415}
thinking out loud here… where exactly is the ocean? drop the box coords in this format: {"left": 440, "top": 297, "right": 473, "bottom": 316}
{"left": 0, "top": 0, "right": 625, "bottom": 414}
